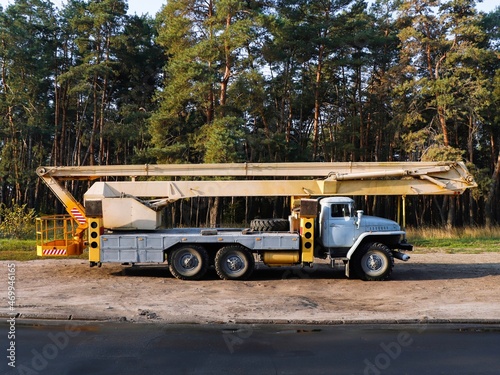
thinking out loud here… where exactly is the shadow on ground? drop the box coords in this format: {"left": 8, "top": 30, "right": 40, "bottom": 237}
{"left": 109, "top": 261, "right": 500, "bottom": 282}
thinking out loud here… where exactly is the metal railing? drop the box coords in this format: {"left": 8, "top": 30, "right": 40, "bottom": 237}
{"left": 36, "top": 215, "right": 84, "bottom": 256}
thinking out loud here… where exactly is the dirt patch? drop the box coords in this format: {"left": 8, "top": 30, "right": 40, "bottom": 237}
{"left": 2, "top": 253, "right": 500, "bottom": 323}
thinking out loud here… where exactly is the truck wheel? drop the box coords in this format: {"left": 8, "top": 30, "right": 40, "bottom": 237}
{"left": 168, "top": 245, "right": 209, "bottom": 280}
{"left": 215, "top": 245, "right": 255, "bottom": 280}
{"left": 250, "top": 218, "right": 289, "bottom": 232}
{"left": 351, "top": 243, "right": 394, "bottom": 281}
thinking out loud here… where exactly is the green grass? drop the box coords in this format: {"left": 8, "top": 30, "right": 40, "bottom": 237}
{"left": 0, "top": 239, "right": 87, "bottom": 261}
{"left": 406, "top": 226, "right": 500, "bottom": 254}
{"left": 0, "top": 239, "right": 38, "bottom": 261}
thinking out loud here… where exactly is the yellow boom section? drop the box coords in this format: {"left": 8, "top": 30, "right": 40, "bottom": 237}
{"left": 77, "top": 161, "right": 476, "bottom": 202}
{"left": 36, "top": 171, "right": 88, "bottom": 257}
{"left": 38, "top": 161, "right": 476, "bottom": 196}
{"left": 37, "top": 161, "right": 474, "bottom": 180}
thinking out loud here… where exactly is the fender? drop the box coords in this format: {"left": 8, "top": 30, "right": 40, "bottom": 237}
{"left": 344, "top": 231, "right": 406, "bottom": 277}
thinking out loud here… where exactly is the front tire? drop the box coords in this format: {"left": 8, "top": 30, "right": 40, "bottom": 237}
{"left": 168, "top": 245, "right": 209, "bottom": 280}
{"left": 215, "top": 245, "right": 255, "bottom": 280}
{"left": 351, "top": 243, "right": 394, "bottom": 281}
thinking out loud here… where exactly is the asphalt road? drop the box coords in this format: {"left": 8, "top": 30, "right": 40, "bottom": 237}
{"left": 2, "top": 321, "right": 500, "bottom": 375}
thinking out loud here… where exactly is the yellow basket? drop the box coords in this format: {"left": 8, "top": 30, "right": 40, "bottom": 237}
{"left": 36, "top": 215, "right": 84, "bottom": 256}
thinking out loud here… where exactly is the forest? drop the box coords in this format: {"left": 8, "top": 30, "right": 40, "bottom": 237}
{"left": 0, "top": 0, "right": 499, "bottom": 230}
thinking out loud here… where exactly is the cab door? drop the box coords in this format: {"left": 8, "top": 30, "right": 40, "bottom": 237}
{"left": 324, "top": 203, "right": 355, "bottom": 248}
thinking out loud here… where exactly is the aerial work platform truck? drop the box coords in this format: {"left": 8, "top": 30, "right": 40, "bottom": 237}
{"left": 36, "top": 162, "right": 476, "bottom": 281}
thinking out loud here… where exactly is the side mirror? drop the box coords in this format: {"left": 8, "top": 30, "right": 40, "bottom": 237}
{"left": 356, "top": 210, "right": 364, "bottom": 229}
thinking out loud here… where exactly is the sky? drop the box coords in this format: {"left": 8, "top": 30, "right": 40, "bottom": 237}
{"left": 0, "top": 0, "right": 498, "bottom": 15}
{"left": 0, "top": 0, "right": 166, "bottom": 15}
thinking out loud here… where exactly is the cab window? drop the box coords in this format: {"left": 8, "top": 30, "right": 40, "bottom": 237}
{"left": 331, "top": 204, "right": 350, "bottom": 218}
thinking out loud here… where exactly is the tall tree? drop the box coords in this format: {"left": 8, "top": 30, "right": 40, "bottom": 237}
{"left": 395, "top": 0, "right": 493, "bottom": 226}
{"left": 396, "top": 0, "right": 453, "bottom": 146}
{"left": 0, "top": 0, "right": 58, "bottom": 206}
{"left": 152, "top": 0, "right": 263, "bottom": 224}
{"left": 480, "top": 7, "right": 500, "bottom": 225}
{"left": 260, "top": 2, "right": 312, "bottom": 161}
{"left": 151, "top": 0, "right": 265, "bottom": 161}
{"left": 365, "top": 0, "right": 401, "bottom": 162}
{"left": 111, "top": 14, "right": 165, "bottom": 163}
{"left": 63, "top": 0, "right": 128, "bottom": 165}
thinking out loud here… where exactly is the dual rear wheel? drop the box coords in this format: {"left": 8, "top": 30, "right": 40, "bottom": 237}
{"left": 168, "top": 245, "right": 254, "bottom": 281}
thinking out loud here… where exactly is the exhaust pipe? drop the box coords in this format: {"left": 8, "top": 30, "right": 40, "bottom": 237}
{"left": 392, "top": 251, "right": 410, "bottom": 261}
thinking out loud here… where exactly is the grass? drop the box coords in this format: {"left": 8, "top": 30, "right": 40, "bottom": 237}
{"left": 406, "top": 226, "right": 500, "bottom": 254}
{"left": 1, "top": 226, "right": 499, "bottom": 261}
{"left": 0, "top": 239, "right": 87, "bottom": 261}
{"left": 0, "top": 239, "right": 38, "bottom": 261}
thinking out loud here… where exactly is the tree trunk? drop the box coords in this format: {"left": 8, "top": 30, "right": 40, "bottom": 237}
{"left": 437, "top": 104, "right": 449, "bottom": 146}
{"left": 313, "top": 43, "right": 324, "bottom": 159}
{"left": 209, "top": 197, "right": 220, "bottom": 227}
{"left": 446, "top": 195, "right": 455, "bottom": 228}
{"left": 219, "top": 13, "right": 232, "bottom": 113}
{"left": 485, "top": 150, "right": 500, "bottom": 227}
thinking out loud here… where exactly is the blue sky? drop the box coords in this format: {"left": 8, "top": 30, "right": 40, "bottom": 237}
{"left": 0, "top": 0, "right": 498, "bottom": 15}
{"left": 0, "top": 0, "right": 166, "bottom": 15}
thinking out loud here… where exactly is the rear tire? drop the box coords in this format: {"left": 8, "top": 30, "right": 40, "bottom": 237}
{"left": 350, "top": 243, "right": 394, "bottom": 281}
{"left": 250, "top": 218, "right": 289, "bottom": 232}
{"left": 168, "top": 245, "right": 209, "bottom": 280}
{"left": 215, "top": 245, "right": 255, "bottom": 280}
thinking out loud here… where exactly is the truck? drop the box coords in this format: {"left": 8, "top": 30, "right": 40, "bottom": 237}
{"left": 35, "top": 161, "right": 477, "bottom": 281}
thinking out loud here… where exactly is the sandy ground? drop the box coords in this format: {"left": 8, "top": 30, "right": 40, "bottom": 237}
{"left": 1, "top": 253, "right": 500, "bottom": 324}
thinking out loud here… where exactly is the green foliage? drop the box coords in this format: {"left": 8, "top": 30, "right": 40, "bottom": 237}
{"left": 421, "top": 145, "right": 464, "bottom": 162}
{"left": 151, "top": 0, "right": 264, "bottom": 164}
{"left": 0, "top": 0, "right": 58, "bottom": 203}
{"left": 395, "top": 0, "right": 492, "bottom": 152}
{"left": 0, "top": 202, "right": 36, "bottom": 240}
{"left": 0, "top": 0, "right": 163, "bottom": 211}
{"left": 0, "top": 0, "right": 499, "bottom": 227}
{"left": 198, "top": 117, "right": 245, "bottom": 163}
{"left": 465, "top": 163, "right": 490, "bottom": 202}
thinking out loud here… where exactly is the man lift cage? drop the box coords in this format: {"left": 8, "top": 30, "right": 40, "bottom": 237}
{"left": 36, "top": 215, "right": 84, "bottom": 256}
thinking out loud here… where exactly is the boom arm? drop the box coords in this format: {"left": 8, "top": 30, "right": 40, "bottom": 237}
{"left": 37, "top": 161, "right": 475, "bottom": 180}
{"left": 37, "top": 161, "right": 477, "bottom": 231}
{"left": 37, "top": 170, "right": 88, "bottom": 236}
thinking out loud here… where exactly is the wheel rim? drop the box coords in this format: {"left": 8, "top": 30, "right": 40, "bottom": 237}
{"left": 217, "top": 248, "right": 250, "bottom": 279}
{"left": 224, "top": 255, "right": 245, "bottom": 273}
{"left": 174, "top": 249, "right": 201, "bottom": 276}
{"left": 361, "top": 251, "right": 386, "bottom": 276}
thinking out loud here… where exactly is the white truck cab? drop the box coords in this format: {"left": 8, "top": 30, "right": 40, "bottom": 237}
{"left": 317, "top": 196, "right": 412, "bottom": 280}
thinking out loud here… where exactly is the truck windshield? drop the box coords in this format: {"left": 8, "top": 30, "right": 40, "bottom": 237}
{"left": 331, "top": 204, "right": 352, "bottom": 218}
